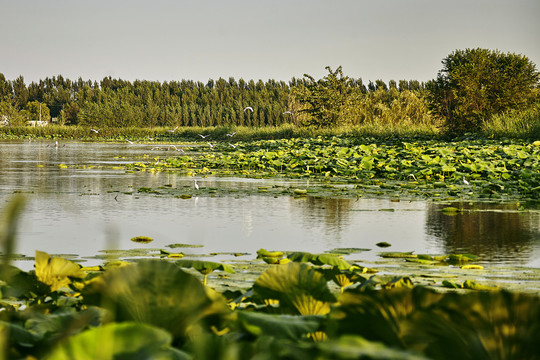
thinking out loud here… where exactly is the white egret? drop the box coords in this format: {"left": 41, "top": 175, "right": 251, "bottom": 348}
{"left": 198, "top": 134, "right": 210, "bottom": 139}
{"left": 126, "top": 139, "right": 135, "bottom": 144}
{"left": 229, "top": 143, "right": 237, "bottom": 148}
{"left": 282, "top": 111, "right": 292, "bottom": 115}
{"left": 91, "top": 128, "right": 100, "bottom": 133}
{"left": 168, "top": 126, "right": 179, "bottom": 133}
{"left": 55, "top": 141, "right": 58, "bottom": 148}
{"left": 244, "top": 106, "right": 254, "bottom": 112}
{"left": 226, "top": 132, "right": 236, "bottom": 137}
{"left": 463, "top": 177, "right": 470, "bottom": 185}
{"left": 194, "top": 180, "right": 199, "bottom": 190}
{"left": 207, "top": 142, "right": 214, "bottom": 148}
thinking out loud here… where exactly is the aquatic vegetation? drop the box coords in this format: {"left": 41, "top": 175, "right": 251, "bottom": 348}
{"left": 124, "top": 137, "right": 539, "bottom": 203}
{"left": 175, "top": 259, "right": 235, "bottom": 286}
{"left": 130, "top": 235, "right": 154, "bottom": 244}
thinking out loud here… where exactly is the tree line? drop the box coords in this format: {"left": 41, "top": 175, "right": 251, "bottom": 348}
{"left": 1, "top": 48, "right": 538, "bottom": 135}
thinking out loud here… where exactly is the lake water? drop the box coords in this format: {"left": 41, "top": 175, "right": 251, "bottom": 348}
{"left": 1, "top": 140, "right": 539, "bottom": 270}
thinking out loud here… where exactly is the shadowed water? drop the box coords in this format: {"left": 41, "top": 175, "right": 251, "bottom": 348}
{"left": 1, "top": 140, "right": 539, "bottom": 269}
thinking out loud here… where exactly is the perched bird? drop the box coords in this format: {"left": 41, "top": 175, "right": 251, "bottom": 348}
{"left": 244, "top": 106, "right": 254, "bottom": 112}
{"left": 194, "top": 180, "right": 199, "bottom": 190}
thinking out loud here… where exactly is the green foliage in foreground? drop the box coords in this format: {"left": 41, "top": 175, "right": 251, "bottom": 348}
{"left": 1, "top": 198, "right": 540, "bottom": 359}
{"left": 0, "top": 253, "right": 539, "bottom": 360}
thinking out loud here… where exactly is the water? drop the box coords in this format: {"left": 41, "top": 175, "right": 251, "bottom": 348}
{"left": 1, "top": 140, "right": 539, "bottom": 270}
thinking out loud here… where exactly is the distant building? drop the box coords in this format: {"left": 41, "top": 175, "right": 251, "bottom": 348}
{"left": 27, "top": 120, "right": 48, "bottom": 127}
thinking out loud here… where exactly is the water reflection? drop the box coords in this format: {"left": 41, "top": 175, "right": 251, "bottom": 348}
{"left": 1, "top": 141, "right": 539, "bottom": 269}
{"left": 426, "top": 202, "right": 540, "bottom": 265}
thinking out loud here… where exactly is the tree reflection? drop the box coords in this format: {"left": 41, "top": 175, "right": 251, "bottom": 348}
{"left": 426, "top": 202, "right": 539, "bottom": 264}
{"left": 291, "top": 197, "right": 354, "bottom": 237}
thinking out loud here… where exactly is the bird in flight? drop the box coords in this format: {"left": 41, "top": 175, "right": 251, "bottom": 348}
{"left": 282, "top": 111, "right": 293, "bottom": 115}
{"left": 91, "top": 128, "right": 100, "bottom": 133}
{"left": 126, "top": 139, "right": 136, "bottom": 144}
{"left": 207, "top": 142, "right": 214, "bottom": 148}
{"left": 244, "top": 106, "right": 254, "bottom": 112}
{"left": 226, "top": 132, "right": 236, "bottom": 137}
{"left": 199, "top": 134, "right": 210, "bottom": 139}
{"left": 229, "top": 143, "right": 237, "bottom": 148}
{"left": 168, "top": 126, "right": 179, "bottom": 133}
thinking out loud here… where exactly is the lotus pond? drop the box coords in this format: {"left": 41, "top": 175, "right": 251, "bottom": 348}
{"left": 0, "top": 137, "right": 539, "bottom": 359}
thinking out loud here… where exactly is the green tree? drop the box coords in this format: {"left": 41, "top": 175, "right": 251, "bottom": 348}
{"left": 294, "top": 66, "right": 351, "bottom": 127}
{"left": 25, "top": 100, "right": 50, "bottom": 122}
{"left": 427, "top": 48, "right": 540, "bottom": 134}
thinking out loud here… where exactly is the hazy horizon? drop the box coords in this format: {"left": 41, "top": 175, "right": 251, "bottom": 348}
{"left": 1, "top": 0, "right": 539, "bottom": 85}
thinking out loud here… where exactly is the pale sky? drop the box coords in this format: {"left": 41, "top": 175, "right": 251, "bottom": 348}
{"left": 1, "top": 0, "right": 539, "bottom": 85}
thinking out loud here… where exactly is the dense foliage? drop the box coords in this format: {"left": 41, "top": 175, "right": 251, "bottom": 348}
{"left": 1, "top": 48, "right": 539, "bottom": 136}
{"left": 427, "top": 48, "right": 540, "bottom": 134}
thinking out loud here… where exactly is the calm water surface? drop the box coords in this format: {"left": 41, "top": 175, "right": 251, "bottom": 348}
{"left": 1, "top": 140, "right": 539, "bottom": 270}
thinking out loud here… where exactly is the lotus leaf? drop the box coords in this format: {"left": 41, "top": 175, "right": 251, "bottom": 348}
{"left": 175, "top": 259, "right": 235, "bottom": 285}
{"left": 82, "top": 260, "right": 229, "bottom": 339}
{"left": 131, "top": 236, "right": 154, "bottom": 243}
{"left": 237, "top": 311, "right": 323, "bottom": 340}
{"left": 287, "top": 251, "right": 353, "bottom": 271}
{"left": 34, "top": 251, "right": 86, "bottom": 292}
{"left": 44, "top": 322, "right": 189, "bottom": 360}
{"left": 254, "top": 262, "right": 336, "bottom": 315}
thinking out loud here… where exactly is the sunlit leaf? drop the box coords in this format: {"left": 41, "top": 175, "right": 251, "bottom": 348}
{"left": 34, "top": 251, "right": 86, "bottom": 292}
{"left": 254, "top": 262, "right": 336, "bottom": 315}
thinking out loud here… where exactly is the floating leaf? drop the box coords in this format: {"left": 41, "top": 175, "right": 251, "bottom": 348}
{"left": 175, "top": 259, "right": 234, "bottom": 286}
{"left": 130, "top": 236, "right": 154, "bottom": 244}
{"left": 376, "top": 242, "right": 392, "bottom": 248}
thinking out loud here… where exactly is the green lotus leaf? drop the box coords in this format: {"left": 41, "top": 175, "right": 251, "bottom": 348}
{"left": 317, "top": 335, "right": 430, "bottom": 360}
{"left": 237, "top": 311, "right": 323, "bottom": 340}
{"left": 256, "top": 248, "right": 284, "bottom": 258}
{"left": 378, "top": 251, "right": 416, "bottom": 259}
{"left": 287, "top": 251, "right": 353, "bottom": 271}
{"left": 44, "top": 322, "right": 189, "bottom": 360}
{"left": 130, "top": 236, "right": 154, "bottom": 244}
{"left": 0, "top": 264, "right": 49, "bottom": 299}
{"left": 82, "top": 260, "right": 229, "bottom": 339}
{"left": 254, "top": 262, "right": 336, "bottom": 315}
{"left": 175, "top": 259, "right": 235, "bottom": 285}
{"left": 34, "top": 251, "right": 86, "bottom": 292}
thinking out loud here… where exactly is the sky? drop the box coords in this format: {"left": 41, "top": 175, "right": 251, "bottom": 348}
{"left": 1, "top": 0, "right": 539, "bottom": 85}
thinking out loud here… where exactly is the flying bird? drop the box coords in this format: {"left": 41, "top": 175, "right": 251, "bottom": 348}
{"left": 244, "top": 106, "right": 254, "bottom": 112}
{"left": 168, "top": 126, "right": 179, "bottom": 133}
{"left": 198, "top": 134, "right": 210, "bottom": 139}
{"left": 91, "top": 128, "right": 100, "bottom": 133}
{"left": 207, "top": 142, "right": 214, "bottom": 148}
{"left": 282, "top": 111, "right": 293, "bottom": 115}
{"left": 226, "top": 132, "right": 236, "bottom": 137}
{"left": 229, "top": 143, "right": 237, "bottom": 148}
{"left": 126, "top": 139, "right": 135, "bottom": 144}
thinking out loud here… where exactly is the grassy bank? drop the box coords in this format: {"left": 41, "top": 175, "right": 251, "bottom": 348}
{"left": 0, "top": 123, "right": 442, "bottom": 142}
